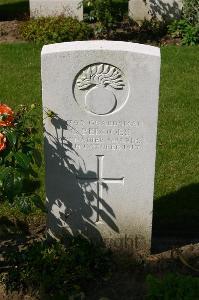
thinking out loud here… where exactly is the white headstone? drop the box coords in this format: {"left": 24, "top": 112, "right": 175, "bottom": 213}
{"left": 30, "top": 0, "right": 83, "bottom": 21}
{"left": 42, "top": 41, "right": 160, "bottom": 258}
{"left": 129, "top": 0, "right": 183, "bottom": 22}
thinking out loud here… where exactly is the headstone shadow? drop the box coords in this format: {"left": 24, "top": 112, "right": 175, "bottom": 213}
{"left": 147, "top": 0, "right": 182, "bottom": 21}
{"left": 44, "top": 115, "right": 119, "bottom": 244}
{"left": 152, "top": 183, "right": 199, "bottom": 252}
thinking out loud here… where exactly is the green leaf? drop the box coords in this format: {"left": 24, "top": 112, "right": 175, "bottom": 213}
{"left": 0, "top": 167, "right": 10, "bottom": 181}
{"left": 14, "top": 152, "right": 31, "bottom": 170}
{"left": 0, "top": 168, "right": 24, "bottom": 200}
{"left": 0, "top": 168, "right": 10, "bottom": 192}
{"left": 3, "top": 169, "right": 14, "bottom": 200}
{"left": 33, "top": 148, "right": 42, "bottom": 167}
{"left": 5, "top": 130, "right": 17, "bottom": 146}
{"left": 31, "top": 194, "right": 46, "bottom": 212}
{"left": 29, "top": 167, "right": 38, "bottom": 178}
{"left": 14, "top": 195, "right": 33, "bottom": 214}
{"left": 0, "top": 147, "right": 11, "bottom": 163}
{"left": 13, "top": 172, "right": 24, "bottom": 196}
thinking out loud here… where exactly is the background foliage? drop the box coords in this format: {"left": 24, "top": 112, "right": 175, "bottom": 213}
{"left": 168, "top": 0, "right": 199, "bottom": 45}
{"left": 183, "top": 0, "right": 199, "bottom": 25}
{"left": 0, "top": 104, "right": 44, "bottom": 214}
{"left": 20, "top": 16, "right": 94, "bottom": 44}
{"left": 1, "top": 237, "right": 113, "bottom": 298}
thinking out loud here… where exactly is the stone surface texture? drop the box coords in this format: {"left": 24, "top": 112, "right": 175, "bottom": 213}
{"left": 41, "top": 41, "right": 160, "bottom": 257}
{"left": 30, "top": 0, "right": 83, "bottom": 20}
{"left": 129, "top": 0, "right": 183, "bottom": 21}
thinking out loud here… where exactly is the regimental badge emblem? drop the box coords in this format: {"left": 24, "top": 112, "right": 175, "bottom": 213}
{"left": 73, "top": 63, "right": 129, "bottom": 116}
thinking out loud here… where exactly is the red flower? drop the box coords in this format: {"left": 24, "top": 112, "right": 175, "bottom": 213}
{"left": 0, "top": 132, "right": 6, "bottom": 152}
{"left": 0, "top": 104, "right": 14, "bottom": 127}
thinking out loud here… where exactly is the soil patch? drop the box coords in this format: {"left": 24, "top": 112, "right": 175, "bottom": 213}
{"left": 0, "top": 20, "right": 24, "bottom": 43}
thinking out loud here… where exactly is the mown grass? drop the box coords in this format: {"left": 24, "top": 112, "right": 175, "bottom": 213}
{"left": 156, "top": 46, "right": 199, "bottom": 199}
{"left": 0, "top": 43, "right": 43, "bottom": 224}
{"left": 154, "top": 46, "right": 199, "bottom": 235}
{"left": 0, "top": 43, "right": 41, "bottom": 106}
{"left": 0, "top": 43, "right": 198, "bottom": 236}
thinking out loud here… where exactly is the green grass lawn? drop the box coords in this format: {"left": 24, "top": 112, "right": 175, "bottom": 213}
{"left": 0, "top": 43, "right": 198, "bottom": 236}
{"left": 154, "top": 46, "right": 199, "bottom": 235}
{"left": 0, "top": 43, "right": 41, "bottom": 106}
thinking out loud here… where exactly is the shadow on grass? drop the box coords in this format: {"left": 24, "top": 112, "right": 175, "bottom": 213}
{"left": 153, "top": 183, "right": 199, "bottom": 237}
{"left": 0, "top": 1, "right": 29, "bottom": 21}
{"left": 151, "top": 183, "right": 199, "bottom": 252}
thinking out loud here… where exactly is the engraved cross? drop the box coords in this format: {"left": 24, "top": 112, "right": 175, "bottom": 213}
{"left": 77, "top": 155, "right": 124, "bottom": 222}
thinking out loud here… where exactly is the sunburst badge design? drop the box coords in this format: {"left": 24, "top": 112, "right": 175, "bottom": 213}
{"left": 73, "top": 63, "right": 129, "bottom": 116}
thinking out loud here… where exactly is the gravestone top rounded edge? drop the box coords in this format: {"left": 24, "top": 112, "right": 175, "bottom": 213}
{"left": 41, "top": 40, "right": 160, "bottom": 57}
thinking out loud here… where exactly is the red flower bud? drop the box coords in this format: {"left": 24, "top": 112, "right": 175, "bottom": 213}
{"left": 0, "top": 104, "right": 14, "bottom": 127}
